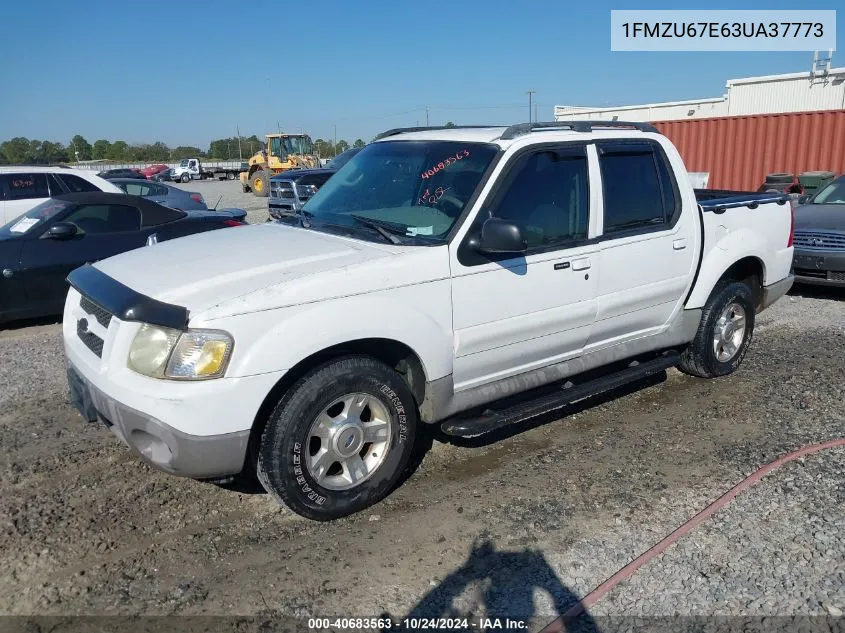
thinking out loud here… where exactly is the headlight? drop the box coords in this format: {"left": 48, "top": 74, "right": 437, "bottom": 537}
{"left": 128, "top": 325, "right": 233, "bottom": 380}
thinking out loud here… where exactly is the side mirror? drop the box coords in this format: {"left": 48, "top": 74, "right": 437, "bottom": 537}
{"left": 797, "top": 194, "right": 811, "bottom": 204}
{"left": 473, "top": 218, "right": 527, "bottom": 255}
{"left": 44, "top": 222, "right": 78, "bottom": 239}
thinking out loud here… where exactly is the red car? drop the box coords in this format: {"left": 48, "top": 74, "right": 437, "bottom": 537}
{"left": 140, "top": 164, "right": 170, "bottom": 180}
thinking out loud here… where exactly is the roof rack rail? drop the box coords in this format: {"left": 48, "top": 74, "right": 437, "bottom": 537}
{"left": 499, "top": 120, "right": 660, "bottom": 140}
{"left": 375, "top": 125, "right": 499, "bottom": 140}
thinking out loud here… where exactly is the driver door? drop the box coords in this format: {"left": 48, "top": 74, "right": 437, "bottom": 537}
{"left": 449, "top": 145, "right": 600, "bottom": 392}
{"left": 18, "top": 203, "right": 145, "bottom": 315}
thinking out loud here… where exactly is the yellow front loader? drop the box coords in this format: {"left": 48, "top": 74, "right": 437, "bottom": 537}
{"left": 239, "top": 133, "right": 320, "bottom": 197}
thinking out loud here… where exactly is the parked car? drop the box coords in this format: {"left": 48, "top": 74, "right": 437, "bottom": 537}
{"left": 140, "top": 164, "right": 170, "bottom": 180}
{"left": 0, "top": 166, "right": 122, "bottom": 225}
{"left": 268, "top": 146, "right": 363, "bottom": 220}
{"left": 111, "top": 178, "right": 207, "bottom": 210}
{"left": 97, "top": 168, "right": 146, "bottom": 180}
{"left": 791, "top": 174, "right": 845, "bottom": 288}
{"left": 0, "top": 192, "right": 246, "bottom": 324}
{"left": 63, "top": 121, "right": 793, "bottom": 521}
{"left": 152, "top": 168, "right": 173, "bottom": 182}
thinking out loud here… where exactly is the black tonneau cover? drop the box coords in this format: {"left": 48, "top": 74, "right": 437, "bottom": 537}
{"left": 695, "top": 189, "right": 789, "bottom": 212}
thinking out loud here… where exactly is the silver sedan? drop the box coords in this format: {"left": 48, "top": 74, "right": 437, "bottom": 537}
{"left": 111, "top": 178, "right": 207, "bottom": 210}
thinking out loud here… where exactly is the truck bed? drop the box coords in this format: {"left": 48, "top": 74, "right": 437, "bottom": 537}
{"left": 694, "top": 188, "right": 788, "bottom": 209}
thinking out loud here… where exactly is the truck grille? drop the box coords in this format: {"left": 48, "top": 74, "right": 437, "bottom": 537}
{"left": 77, "top": 294, "right": 114, "bottom": 358}
{"left": 270, "top": 181, "right": 295, "bottom": 199}
{"left": 79, "top": 296, "right": 112, "bottom": 328}
{"left": 793, "top": 231, "right": 845, "bottom": 250}
{"left": 77, "top": 320, "right": 105, "bottom": 357}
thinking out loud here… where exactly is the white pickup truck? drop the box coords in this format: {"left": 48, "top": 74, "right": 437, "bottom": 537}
{"left": 62, "top": 122, "right": 794, "bottom": 521}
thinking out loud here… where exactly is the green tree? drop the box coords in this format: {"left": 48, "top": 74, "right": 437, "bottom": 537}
{"left": 147, "top": 142, "right": 170, "bottom": 162}
{"left": 39, "top": 141, "right": 70, "bottom": 164}
{"left": 107, "top": 141, "right": 129, "bottom": 161}
{"left": 171, "top": 146, "right": 204, "bottom": 160}
{"left": 70, "top": 135, "right": 92, "bottom": 161}
{"left": 92, "top": 139, "right": 111, "bottom": 160}
{"left": 352, "top": 138, "right": 365, "bottom": 149}
{"left": 334, "top": 140, "right": 349, "bottom": 155}
{"left": 444, "top": 121, "right": 457, "bottom": 128}
{"left": 1, "top": 137, "right": 32, "bottom": 164}
{"left": 313, "top": 138, "right": 334, "bottom": 157}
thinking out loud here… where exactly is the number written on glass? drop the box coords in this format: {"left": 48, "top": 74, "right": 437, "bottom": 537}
{"left": 421, "top": 150, "right": 470, "bottom": 179}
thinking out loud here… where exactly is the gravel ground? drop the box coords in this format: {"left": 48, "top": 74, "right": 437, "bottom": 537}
{"left": 1, "top": 286, "right": 843, "bottom": 631}
{"left": 170, "top": 179, "right": 271, "bottom": 224}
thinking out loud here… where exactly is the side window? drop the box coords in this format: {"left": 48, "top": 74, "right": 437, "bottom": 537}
{"left": 63, "top": 204, "right": 141, "bottom": 234}
{"left": 490, "top": 147, "right": 589, "bottom": 249}
{"left": 4, "top": 173, "right": 50, "bottom": 201}
{"left": 598, "top": 142, "right": 677, "bottom": 234}
{"left": 57, "top": 174, "right": 99, "bottom": 193}
{"left": 122, "top": 182, "right": 146, "bottom": 196}
{"left": 149, "top": 184, "right": 169, "bottom": 196}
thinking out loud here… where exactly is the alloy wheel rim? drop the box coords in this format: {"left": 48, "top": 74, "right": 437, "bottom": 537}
{"left": 304, "top": 393, "right": 392, "bottom": 491}
{"left": 713, "top": 302, "right": 747, "bottom": 362}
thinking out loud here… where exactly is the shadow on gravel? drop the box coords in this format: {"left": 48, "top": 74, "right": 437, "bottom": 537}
{"left": 788, "top": 283, "right": 844, "bottom": 301}
{"left": 381, "top": 538, "right": 598, "bottom": 633}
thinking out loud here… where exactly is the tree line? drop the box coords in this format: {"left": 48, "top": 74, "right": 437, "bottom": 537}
{"left": 0, "top": 134, "right": 370, "bottom": 165}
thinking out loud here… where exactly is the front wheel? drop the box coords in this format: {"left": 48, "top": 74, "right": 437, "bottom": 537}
{"left": 677, "top": 281, "right": 756, "bottom": 378}
{"left": 256, "top": 356, "right": 417, "bottom": 521}
{"left": 180, "top": 173, "right": 190, "bottom": 183}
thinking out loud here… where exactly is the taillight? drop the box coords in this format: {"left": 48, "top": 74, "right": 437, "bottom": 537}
{"left": 191, "top": 194, "right": 204, "bottom": 204}
{"left": 223, "top": 219, "right": 245, "bottom": 227}
{"left": 787, "top": 205, "right": 794, "bottom": 247}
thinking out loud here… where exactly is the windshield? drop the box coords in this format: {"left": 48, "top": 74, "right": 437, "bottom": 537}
{"left": 810, "top": 180, "right": 845, "bottom": 204}
{"left": 282, "top": 135, "right": 314, "bottom": 155}
{"left": 0, "top": 199, "right": 72, "bottom": 238}
{"left": 330, "top": 147, "right": 362, "bottom": 170}
{"left": 302, "top": 140, "right": 499, "bottom": 240}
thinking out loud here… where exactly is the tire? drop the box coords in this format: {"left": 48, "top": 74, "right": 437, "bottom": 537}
{"left": 256, "top": 356, "right": 417, "bottom": 521}
{"left": 180, "top": 173, "right": 190, "bottom": 183}
{"left": 249, "top": 170, "right": 270, "bottom": 197}
{"left": 764, "top": 172, "right": 794, "bottom": 185}
{"left": 227, "top": 172, "right": 235, "bottom": 180}
{"left": 677, "top": 281, "right": 756, "bottom": 379}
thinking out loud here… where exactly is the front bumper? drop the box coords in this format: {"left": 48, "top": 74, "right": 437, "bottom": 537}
{"left": 67, "top": 360, "right": 250, "bottom": 479}
{"left": 792, "top": 248, "right": 845, "bottom": 288}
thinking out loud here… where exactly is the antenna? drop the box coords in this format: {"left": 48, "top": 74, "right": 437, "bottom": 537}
{"left": 213, "top": 195, "right": 223, "bottom": 211}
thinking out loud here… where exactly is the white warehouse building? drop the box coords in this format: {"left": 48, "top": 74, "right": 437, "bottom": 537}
{"left": 554, "top": 66, "right": 845, "bottom": 122}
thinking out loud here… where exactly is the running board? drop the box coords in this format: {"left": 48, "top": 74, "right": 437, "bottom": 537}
{"left": 440, "top": 351, "right": 680, "bottom": 438}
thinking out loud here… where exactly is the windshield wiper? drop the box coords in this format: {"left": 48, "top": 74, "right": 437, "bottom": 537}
{"left": 348, "top": 215, "right": 404, "bottom": 245}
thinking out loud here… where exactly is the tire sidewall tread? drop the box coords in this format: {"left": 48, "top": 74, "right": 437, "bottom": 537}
{"left": 256, "top": 356, "right": 417, "bottom": 521}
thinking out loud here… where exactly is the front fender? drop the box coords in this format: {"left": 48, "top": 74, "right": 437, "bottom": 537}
{"left": 686, "top": 226, "right": 768, "bottom": 309}
{"left": 224, "top": 294, "right": 453, "bottom": 382}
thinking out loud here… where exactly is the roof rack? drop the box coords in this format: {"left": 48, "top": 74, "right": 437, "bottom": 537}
{"left": 375, "top": 125, "right": 500, "bottom": 140}
{"left": 499, "top": 120, "right": 660, "bottom": 140}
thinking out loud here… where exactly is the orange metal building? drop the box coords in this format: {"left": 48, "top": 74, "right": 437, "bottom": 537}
{"left": 654, "top": 110, "right": 845, "bottom": 191}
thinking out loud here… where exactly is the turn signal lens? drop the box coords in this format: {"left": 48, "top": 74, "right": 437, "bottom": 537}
{"left": 165, "top": 330, "right": 234, "bottom": 379}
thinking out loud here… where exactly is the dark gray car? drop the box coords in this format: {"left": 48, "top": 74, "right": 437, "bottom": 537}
{"left": 791, "top": 175, "right": 845, "bottom": 288}
{"left": 111, "top": 178, "right": 207, "bottom": 210}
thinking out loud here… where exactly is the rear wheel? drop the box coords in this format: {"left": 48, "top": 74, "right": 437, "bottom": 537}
{"left": 256, "top": 356, "right": 417, "bottom": 521}
{"left": 677, "top": 281, "right": 756, "bottom": 378}
{"left": 227, "top": 172, "right": 236, "bottom": 180}
{"left": 249, "top": 170, "right": 270, "bottom": 197}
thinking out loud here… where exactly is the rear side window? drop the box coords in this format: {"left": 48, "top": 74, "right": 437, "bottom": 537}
{"left": 64, "top": 204, "right": 141, "bottom": 234}
{"left": 2, "top": 173, "right": 50, "bottom": 201}
{"left": 598, "top": 142, "right": 678, "bottom": 234}
{"left": 57, "top": 174, "right": 99, "bottom": 193}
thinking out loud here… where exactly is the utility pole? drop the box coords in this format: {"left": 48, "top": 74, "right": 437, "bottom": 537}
{"left": 534, "top": 103, "right": 538, "bottom": 123}
{"left": 425, "top": 106, "right": 429, "bottom": 127}
{"left": 236, "top": 125, "right": 243, "bottom": 160}
{"left": 526, "top": 90, "right": 536, "bottom": 123}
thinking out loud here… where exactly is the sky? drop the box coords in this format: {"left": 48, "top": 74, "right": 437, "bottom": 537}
{"left": 0, "top": 0, "right": 841, "bottom": 149}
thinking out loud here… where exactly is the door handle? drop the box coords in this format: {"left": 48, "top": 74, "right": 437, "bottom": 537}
{"left": 673, "top": 238, "right": 687, "bottom": 250}
{"left": 571, "top": 258, "right": 591, "bottom": 271}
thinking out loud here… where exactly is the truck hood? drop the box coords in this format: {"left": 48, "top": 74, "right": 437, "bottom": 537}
{"left": 793, "top": 204, "right": 845, "bottom": 231}
{"left": 92, "top": 223, "right": 446, "bottom": 320}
